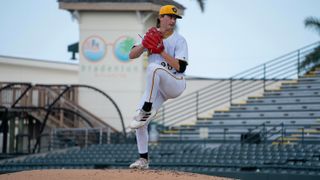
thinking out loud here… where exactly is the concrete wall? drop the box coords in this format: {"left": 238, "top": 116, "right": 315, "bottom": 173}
{"left": 77, "top": 11, "right": 158, "bottom": 130}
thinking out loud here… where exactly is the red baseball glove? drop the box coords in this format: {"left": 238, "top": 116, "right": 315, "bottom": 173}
{"left": 142, "top": 27, "right": 164, "bottom": 54}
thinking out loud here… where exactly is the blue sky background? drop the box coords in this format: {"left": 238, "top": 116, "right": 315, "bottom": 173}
{"left": 0, "top": 0, "right": 320, "bottom": 78}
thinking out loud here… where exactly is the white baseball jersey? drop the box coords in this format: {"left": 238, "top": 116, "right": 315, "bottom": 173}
{"left": 135, "top": 30, "right": 188, "bottom": 154}
{"left": 148, "top": 31, "right": 188, "bottom": 75}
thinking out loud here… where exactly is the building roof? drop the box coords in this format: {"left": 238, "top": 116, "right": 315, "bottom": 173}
{"left": 58, "top": 0, "right": 185, "bottom": 12}
{"left": 0, "top": 55, "right": 78, "bottom": 71}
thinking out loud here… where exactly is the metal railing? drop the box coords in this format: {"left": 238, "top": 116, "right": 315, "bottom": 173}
{"left": 154, "top": 41, "right": 320, "bottom": 127}
{"left": 50, "top": 128, "right": 111, "bottom": 150}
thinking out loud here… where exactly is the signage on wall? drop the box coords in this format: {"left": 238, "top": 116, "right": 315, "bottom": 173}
{"left": 114, "top": 36, "right": 135, "bottom": 62}
{"left": 82, "top": 36, "right": 106, "bottom": 62}
{"left": 82, "top": 35, "right": 136, "bottom": 63}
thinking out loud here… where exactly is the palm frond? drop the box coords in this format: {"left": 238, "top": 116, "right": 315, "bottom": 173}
{"left": 196, "top": 0, "right": 205, "bottom": 12}
{"left": 299, "top": 45, "right": 320, "bottom": 73}
{"left": 304, "top": 16, "right": 320, "bottom": 35}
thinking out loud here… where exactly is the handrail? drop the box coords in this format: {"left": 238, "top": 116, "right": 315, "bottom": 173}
{"left": 154, "top": 41, "right": 320, "bottom": 127}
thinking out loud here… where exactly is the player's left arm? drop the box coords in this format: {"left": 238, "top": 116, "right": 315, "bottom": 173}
{"left": 160, "top": 36, "right": 188, "bottom": 73}
{"left": 160, "top": 52, "right": 188, "bottom": 73}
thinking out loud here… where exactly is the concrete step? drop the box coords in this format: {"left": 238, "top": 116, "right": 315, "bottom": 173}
{"left": 298, "top": 77, "right": 320, "bottom": 83}
{"left": 264, "top": 90, "right": 320, "bottom": 97}
{"left": 230, "top": 104, "right": 320, "bottom": 111}
{"left": 196, "top": 118, "right": 319, "bottom": 126}
{"left": 213, "top": 111, "right": 320, "bottom": 119}
{"left": 281, "top": 83, "right": 320, "bottom": 90}
{"left": 246, "top": 96, "right": 320, "bottom": 104}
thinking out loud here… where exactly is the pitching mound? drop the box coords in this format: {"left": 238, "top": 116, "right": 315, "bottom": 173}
{"left": 0, "top": 169, "right": 234, "bottom": 180}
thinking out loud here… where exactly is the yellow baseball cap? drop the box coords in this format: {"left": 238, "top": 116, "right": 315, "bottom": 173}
{"left": 159, "top": 5, "right": 182, "bottom": 19}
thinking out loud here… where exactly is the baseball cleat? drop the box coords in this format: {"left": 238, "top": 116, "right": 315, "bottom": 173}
{"left": 129, "top": 109, "right": 157, "bottom": 129}
{"left": 129, "top": 158, "right": 149, "bottom": 169}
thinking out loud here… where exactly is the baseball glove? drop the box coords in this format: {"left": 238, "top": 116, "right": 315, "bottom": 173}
{"left": 142, "top": 27, "right": 164, "bottom": 54}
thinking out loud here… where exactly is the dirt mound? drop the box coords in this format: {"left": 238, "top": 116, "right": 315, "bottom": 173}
{"left": 0, "top": 169, "right": 234, "bottom": 180}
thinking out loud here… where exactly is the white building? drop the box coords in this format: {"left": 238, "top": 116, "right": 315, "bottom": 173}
{"left": 0, "top": 0, "right": 197, "bottom": 132}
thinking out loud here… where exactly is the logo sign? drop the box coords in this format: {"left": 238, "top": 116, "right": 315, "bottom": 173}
{"left": 82, "top": 36, "right": 106, "bottom": 62}
{"left": 114, "top": 36, "right": 135, "bottom": 62}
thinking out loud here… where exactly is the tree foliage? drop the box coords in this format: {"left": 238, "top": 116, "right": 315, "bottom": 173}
{"left": 300, "top": 17, "right": 320, "bottom": 74}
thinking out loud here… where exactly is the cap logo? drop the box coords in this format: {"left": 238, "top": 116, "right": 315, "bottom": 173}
{"left": 172, "top": 7, "right": 177, "bottom": 13}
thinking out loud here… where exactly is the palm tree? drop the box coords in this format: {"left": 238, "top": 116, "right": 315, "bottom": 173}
{"left": 299, "top": 17, "right": 320, "bottom": 73}
{"left": 305, "top": 17, "right": 320, "bottom": 35}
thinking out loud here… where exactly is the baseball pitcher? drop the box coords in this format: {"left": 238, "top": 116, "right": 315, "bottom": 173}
{"left": 128, "top": 4, "right": 188, "bottom": 169}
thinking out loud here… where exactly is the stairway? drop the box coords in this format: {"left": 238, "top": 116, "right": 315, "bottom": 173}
{"left": 0, "top": 83, "right": 120, "bottom": 153}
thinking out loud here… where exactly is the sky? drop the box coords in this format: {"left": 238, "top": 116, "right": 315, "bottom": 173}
{"left": 0, "top": 0, "right": 320, "bottom": 78}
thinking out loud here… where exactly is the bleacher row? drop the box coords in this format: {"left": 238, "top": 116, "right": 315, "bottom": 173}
{"left": 159, "top": 71, "right": 320, "bottom": 142}
{"left": 0, "top": 143, "right": 320, "bottom": 176}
